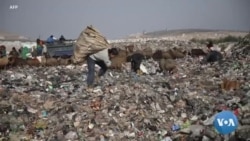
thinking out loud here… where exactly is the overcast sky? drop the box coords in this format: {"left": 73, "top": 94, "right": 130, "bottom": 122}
{"left": 0, "top": 0, "right": 250, "bottom": 40}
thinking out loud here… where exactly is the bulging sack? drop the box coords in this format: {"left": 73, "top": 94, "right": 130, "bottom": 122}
{"left": 72, "top": 25, "right": 110, "bottom": 64}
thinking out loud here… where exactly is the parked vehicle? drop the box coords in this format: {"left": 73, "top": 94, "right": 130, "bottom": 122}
{"left": 46, "top": 40, "right": 74, "bottom": 58}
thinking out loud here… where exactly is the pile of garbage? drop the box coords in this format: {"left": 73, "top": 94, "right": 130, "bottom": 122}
{"left": 231, "top": 33, "right": 250, "bottom": 58}
{"left": 0, "top": 37, "right": 250, "bottom": 141}
{"left": 110, "top": 40, "right": 198, "bottom": 52}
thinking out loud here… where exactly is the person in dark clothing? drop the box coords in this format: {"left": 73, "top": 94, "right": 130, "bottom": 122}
{"left": 18, "top": 47, "right": 23, "bottom": 54}
{"left": 59, "top": 35, "right": 66, "bottom": 42}
{"left": 36, "top": 39, "right": 43, "bottom": 56}
{"left": 9, "top": 47, "right": 19, "bottom": 58}
{"left": 0, "top": 45, "right": 6, "bottom": 58}
{"left": 201, "top": 50, "right": 223, "bottom": 64}
{"left": 86, "top": 48, "right": 119, "bottom": 89}
{"left": 128, "top": 53, "right": 145, "bottom": 73}
{"left": 0, "top": 46, "right": 2, "bottom": 58}
{"left": 207, "top": 41, "right": 213, "bottom": 51}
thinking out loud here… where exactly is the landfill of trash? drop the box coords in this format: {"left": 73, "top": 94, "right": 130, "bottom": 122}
{"left": 0, "top": 33, "right": 250, "bottom": 141}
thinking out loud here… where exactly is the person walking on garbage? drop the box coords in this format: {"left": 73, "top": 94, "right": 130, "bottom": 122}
{"left": 86, "top": 48, "right": 119, "bottom": 90}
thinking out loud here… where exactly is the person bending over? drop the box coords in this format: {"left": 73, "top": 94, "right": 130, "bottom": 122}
{"left": 201, "top": 50, "right": 223, "bottom": 64}
{"left": 129, "top": 53, "right": 145, "bottom": 74}
{"left": 86, "top": 48, "right": 119, "bottom": 89}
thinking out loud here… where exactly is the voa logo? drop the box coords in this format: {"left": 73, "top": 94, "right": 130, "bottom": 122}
{"left": 213, "top": 111, "right": 238, "bottom": 134}
{"left": 216, "top": 118, "right": 236, "bottom": 127}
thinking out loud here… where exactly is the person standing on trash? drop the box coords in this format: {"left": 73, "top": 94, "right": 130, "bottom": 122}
{"left": 86, "top": 47, "right": 119, "bottom": 89}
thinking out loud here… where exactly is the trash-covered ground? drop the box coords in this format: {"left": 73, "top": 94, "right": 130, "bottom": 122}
{"left": 0, "top": 35, "right": 250, "bottom": 141}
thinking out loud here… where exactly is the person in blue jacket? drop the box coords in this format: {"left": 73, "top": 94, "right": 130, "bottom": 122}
{"left": 47, "top": 35, "right": 55, "bottom": 44}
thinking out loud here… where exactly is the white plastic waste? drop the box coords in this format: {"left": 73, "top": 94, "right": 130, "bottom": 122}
{"left": 161, "top": 136, "right": 172, "bottom": 141}
{"left": 140, "top": 64, "right": 149, "bottom": 74}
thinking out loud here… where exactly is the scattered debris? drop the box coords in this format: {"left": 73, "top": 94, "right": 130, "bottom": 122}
{"left": 0, "top": 33, "right": 249, "bottom": 140}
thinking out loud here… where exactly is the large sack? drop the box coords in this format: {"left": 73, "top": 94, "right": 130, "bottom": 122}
{"left": 72, "top": 25, "right": 110, "bottom": 64}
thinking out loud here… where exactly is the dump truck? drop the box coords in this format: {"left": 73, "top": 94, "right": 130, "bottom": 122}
{"left": 46, "top": 40, "right": 74, "bottom": 58}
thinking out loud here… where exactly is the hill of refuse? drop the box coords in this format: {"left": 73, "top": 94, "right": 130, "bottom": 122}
{"left": 0, "top": 33, "right": 250, "bottom": 140}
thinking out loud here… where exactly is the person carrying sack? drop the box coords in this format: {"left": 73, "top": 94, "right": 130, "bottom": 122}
{"left": 71, "top": 25, "right": 119, "bottom": 90}
{"left": 86, "top": 48, "right": 118, "bottom": 90}
{"left": 72, "top": 25, "right": 111, "bottom": 64}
